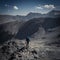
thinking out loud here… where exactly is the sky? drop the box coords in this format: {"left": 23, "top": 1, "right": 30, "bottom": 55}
{"left": 0, "top": 0, "right": 60, "bottom": 15}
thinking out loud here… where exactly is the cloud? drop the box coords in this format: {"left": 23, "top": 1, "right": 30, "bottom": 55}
{"left": 36, "top": 4, "right": 55, "bottom": 10}
{"left": 13, "top": 6, "right": 18, "bottom": 10}
{"left": 44, "top": 5, "right": 55, "bottom": 9}
{"left": 36, "top": 6, "right": 43, "bottom": 9}
{"left": 35, "top": 4, "right": 55, "bottom": 14}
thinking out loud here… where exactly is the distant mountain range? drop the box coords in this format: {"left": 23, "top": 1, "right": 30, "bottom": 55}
{"left": 0, "top": 10, "right": 60, "bottom": 24}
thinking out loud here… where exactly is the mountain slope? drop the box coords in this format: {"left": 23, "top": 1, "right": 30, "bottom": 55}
{"left": 16, "top": 17, "right": 60, "bottom": 39}
{"left": 0, "top": 21, "right": 24, "bottom": 44}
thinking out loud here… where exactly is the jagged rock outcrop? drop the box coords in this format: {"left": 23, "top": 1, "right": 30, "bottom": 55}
{"left": 0, "top": 40, "right": 40, "bottom": 60}
{"left": 0, "top": 39, "right": 60, "bottom": 60}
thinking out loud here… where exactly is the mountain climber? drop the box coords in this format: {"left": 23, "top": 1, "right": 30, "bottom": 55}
{"left": 25, "top": 36, "right": 30, "bottom": 50}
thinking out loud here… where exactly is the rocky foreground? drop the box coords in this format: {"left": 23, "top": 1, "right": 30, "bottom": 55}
{"left": 0, "top": 39, "right": 60, "bottom": 60}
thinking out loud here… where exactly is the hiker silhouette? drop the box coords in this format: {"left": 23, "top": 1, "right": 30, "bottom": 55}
{"left": 25, "top": 36, "right": 30, "bottom": 49}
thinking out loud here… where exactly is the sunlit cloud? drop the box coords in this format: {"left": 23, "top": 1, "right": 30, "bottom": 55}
{"left": 13, "top": 6, "right": 19, "bottom": 10}
{"left": 36, "top": 6, "right": 43, "bottom": 9}
{"left": 44, "top": 5, "right": 55, "bottom": 9}
{"left": 5, "top": 4, "right": 19, "bottom": 10}
{"left": 36, "top": 4, "right": 55, "bottom": 10}
{"left": 35, "top": 4, "right": 56, "bottom": 14}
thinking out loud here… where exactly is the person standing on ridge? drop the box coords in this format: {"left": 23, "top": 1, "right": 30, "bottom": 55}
{"left": 25, "top": 36, "right": 30, "bottom": 50}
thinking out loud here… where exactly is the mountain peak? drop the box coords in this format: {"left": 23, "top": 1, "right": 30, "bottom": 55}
{"left": 27, "top": 12, "right": 42, "bottom": 16}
